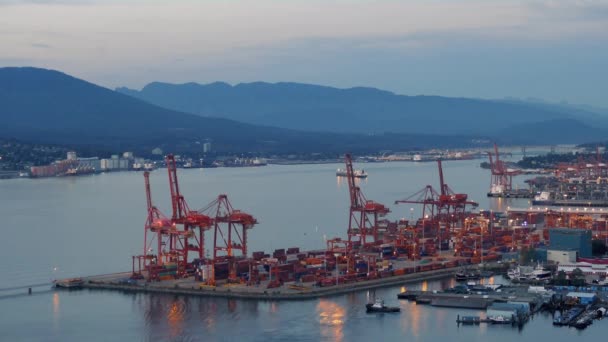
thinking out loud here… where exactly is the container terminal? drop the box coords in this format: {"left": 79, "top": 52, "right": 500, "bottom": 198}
{"left": 55, "top": 151, "right": 608, "bottom": 304}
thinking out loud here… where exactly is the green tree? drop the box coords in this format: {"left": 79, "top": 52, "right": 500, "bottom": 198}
{"left": 554, "top": 270, "right": 568, "bottom": 286}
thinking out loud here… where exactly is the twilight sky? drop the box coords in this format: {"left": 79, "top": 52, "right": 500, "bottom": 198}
{"left": 1, "top": 0, "right": 607, "bottom": 106}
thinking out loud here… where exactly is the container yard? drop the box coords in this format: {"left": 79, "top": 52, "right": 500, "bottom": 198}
{"left": 55, "top": 149, "right": 608, "bottom": 303}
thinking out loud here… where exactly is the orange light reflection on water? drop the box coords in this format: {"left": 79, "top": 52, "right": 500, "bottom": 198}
{"left": 52, "top": 292, "right": 60, "bottom": 332}
{"left": 52, "top": 292, "right": 60, "bottom": 315}
{"left": 316, "top": 300, "right": 345, "bottom": 342}
{"left": 167, "top": 300, "right": 184, "bottom": 339}
{"left": 401, "top": 301, "right": 423, "bottom": 337}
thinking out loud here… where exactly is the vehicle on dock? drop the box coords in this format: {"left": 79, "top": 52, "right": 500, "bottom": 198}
{"left": 54, "top": 278, "right": 84, "bottom": 289}
{"left": 366, "top": 299, "right": 400, "bottom": 313}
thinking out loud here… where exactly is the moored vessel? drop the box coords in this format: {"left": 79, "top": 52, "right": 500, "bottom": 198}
{"left": 366, "top": 299, "right": 400, "bottom": 313}
{"left": 336, "top": 168, "right": 367, "bottom": 178}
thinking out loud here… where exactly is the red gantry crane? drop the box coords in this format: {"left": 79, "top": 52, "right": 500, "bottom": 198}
{"left": 166, "top": 154, "right": 213, "bottom": 276}
{"left": 395, "top": 160, "right": 477, "bottom": 251}
{"left": 199, "top": 194, "right": 257, "bottom": 284}
{"left": 487, "top": 143, "right": 520, "bottom": 195}
{"left": 344, "top": 153, "right": 390, "bottom": 248}
{"left": 140, "top": 171, "right": 189, "bottom": 280}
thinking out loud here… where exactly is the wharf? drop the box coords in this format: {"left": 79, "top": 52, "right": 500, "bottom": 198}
{"left": 398, "top": 286, "right": 539, "bottom": 310}
{"left": 531, "top": 199, "right": 608, "bottom": 207}
{"left": 64, "top": 268, "right": 458, "bottom": 301}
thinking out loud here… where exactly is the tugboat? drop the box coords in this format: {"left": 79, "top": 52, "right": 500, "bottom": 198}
{"left": 366, "top": 299, "right": 400, "bottom": 313}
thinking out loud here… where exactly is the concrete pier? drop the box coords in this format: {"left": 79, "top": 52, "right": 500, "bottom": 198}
{"left": 64, "top": 268, "right": 458, "bottom": 301}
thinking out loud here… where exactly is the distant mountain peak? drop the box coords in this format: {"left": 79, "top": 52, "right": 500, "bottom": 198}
{"left": 114, "top": 78, "right": 608, "bottom": 145}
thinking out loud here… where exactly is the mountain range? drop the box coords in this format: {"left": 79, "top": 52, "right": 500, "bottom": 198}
{"left": 1, "top": 66, "right": 605, "bottom": 157}
{"left": 117, "top": 81, "right": 608, "bottom": 143}
{"left": 0, "top": 67, "right": 484, "bottom": 155}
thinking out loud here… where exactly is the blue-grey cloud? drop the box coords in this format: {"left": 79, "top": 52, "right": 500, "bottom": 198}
{"left": 30, "top": 42, "right": 51, "bottom": 48}
{"left": 1, "top": 0, "right": 607, "bottom": 107}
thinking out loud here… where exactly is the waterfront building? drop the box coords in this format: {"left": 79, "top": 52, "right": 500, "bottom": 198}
{"left": 557, "top": 262, "right": 608, "bottom": 276}
{"left": 549, "top": 228, "right": 592, "bottom": 258}
{"left": 77, "top": 157, "right": 101, "bottom": 171}
{"left": 566, "top": 292, "right": 597, "bottom": 305}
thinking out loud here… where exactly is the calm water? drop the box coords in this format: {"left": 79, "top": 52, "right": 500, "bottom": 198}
{"left": 0, "top": 160, "right": 603, "bottom": 341}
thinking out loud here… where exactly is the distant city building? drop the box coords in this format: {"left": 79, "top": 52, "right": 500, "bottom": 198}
{"left": 77, "top": 157, "right": 101, "bottom": 171}
{"left": 203, "top": 142, "right": 212, "bottom": 153}
{"left": 549, "top": 228, "right": 592, "bottom": 258}
{"left": 67, "top": 151, "right": 77, "bottom": 160}
{"left": 122, "top": 152, "right": 134, "bottom": 159}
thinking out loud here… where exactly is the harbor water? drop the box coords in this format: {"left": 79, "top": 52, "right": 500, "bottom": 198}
{"left": 1, "top": 159, "right": 604, "bottom": 341}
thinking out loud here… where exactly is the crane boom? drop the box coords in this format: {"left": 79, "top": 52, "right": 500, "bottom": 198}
{"left": 437, "top": 159, "right": 447, "bottom": 196}
{"left": 166, "top": 154, "right": 188, "bottom": 220}
{"left": 345, "top": 153, "right": 362, "bottom": 208}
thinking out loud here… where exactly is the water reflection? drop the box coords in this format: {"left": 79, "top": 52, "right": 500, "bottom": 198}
{"left": 52, "top": 292, "right": 60, "bottom": 315}
{"left": 317, "top": 300, "right": 345, "bottom": 342}
{"left": 336, "top": 176, "right": 366, "bottom": 189}
{"left": 52, "top": 292, "right": 60, "bottom": 333}
{"left": 401, "top": 301, "right": 422, "bottom": 337}
{"left": 167, "top": 299, "right": 186, "bottom": 339}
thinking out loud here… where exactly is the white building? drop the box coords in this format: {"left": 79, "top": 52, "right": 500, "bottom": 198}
{"left": 203, "top": 142, "right": 212, "bottom": 153}
{"left": 557, "top": 262, "right": 608, "bottom": 276}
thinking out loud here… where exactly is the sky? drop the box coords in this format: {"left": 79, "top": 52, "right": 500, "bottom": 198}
{"left": 1, "top": 0, "right": 607, "bottom": 106}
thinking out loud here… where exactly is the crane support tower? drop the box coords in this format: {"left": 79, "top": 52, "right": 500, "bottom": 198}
{"left": 141, "top": 171, "right": 189, "bottom": 281}
{"left": 166, "top": 154, "right": 213, "bottom": 276}
{"left": 344, "top": 153, "right": 390, "bottom": 249}
{"left": 487, "top": 143, "right": 520, "bottom": 196}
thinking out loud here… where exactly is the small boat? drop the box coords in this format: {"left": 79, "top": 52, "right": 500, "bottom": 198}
{"left": 455, "top": 270, "right": 468, "bottom": 281}
{"left": 489, "top": 315, "right": 512, "bottom": 324}
{"left": 527, "top": 263, "right": 552, "bottom": 281}
{"left": 366, "top": 299, "right": 400, "bottom": 313}
{"left": 457, "top": 315, "right": 481, "bottom": 324}
{"left": 54, "top": 278, "right": 84, "bottom": 289}
{"left": 336, "top": 168, "right": 368, "bottom": 178}
{"left": 506, "top": 268, "right": 519, "bottom": 280}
